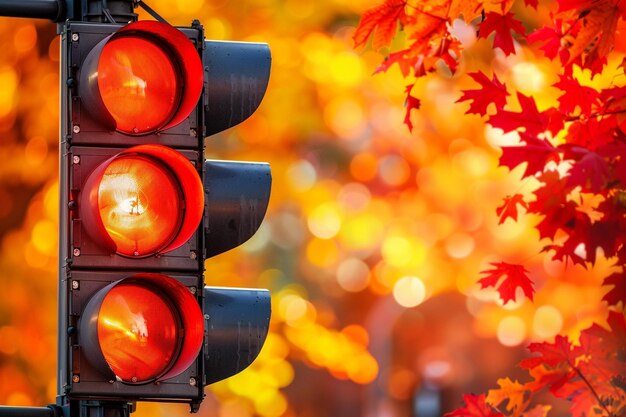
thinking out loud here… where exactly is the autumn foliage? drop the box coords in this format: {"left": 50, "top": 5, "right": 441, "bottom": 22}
{"left": 355, "top": 0, "right": 626, "bottom": 416}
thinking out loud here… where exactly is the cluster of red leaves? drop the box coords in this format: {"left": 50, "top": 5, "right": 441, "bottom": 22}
{"left": 354, "top": 0, "right": 626, "bottom": 130}
{"left": 445, "top": 312, "right": 626, "bottom": 417}
{"left": 353, "top": 0, "right": 523, "bottom": 131}
{"left": 354, "top": 0, "right": 626, "bottom": 305}
{"left": 355, "top": 0, "right": 626, "bottom": 416}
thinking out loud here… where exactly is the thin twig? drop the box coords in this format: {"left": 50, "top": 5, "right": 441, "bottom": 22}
{"left": 571, "top": 362, "right": 615, "bottom": 417}
{"left": 563, "top": 108, "right": 626, "bottom": 122}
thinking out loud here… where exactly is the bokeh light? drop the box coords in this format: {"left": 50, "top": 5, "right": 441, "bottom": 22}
{"left": 393, "top": 276, "right": 427, "bottom": 308}
{"left": 532, "top": 305, "right": 563, "bottom": 340}
{"left": 497, "top": 316, "right": 527, "bottom": 347}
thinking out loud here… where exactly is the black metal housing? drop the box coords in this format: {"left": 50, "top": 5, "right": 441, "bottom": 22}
{"left": 203, "top": 287, "right": 271, "bottom": 385}
{"left": 67, "top": 271, "right": 203, "bottom": 402}
{"left": 65, "top": 22, "right": 203, "bottom": 148}
{"left": 203, "top": 41, "right": 271, "bottom": 137}
{"left": 204, "top": 160, "right": 271, "bottom": 258}
{"left": 68, "top": 146, "right": 202, "bottom": 271}
{"left": 58, "top": 21, "right": 206, "bottom": 409}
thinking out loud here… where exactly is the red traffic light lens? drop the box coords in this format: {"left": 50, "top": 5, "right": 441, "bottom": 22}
{"left": 81, "top": 144, "right": 204, "bottom": 257}
{"left": 80, "top": 274, "right": 204, "bottom": 384}
{"left": 95, "top": 154, "right": 181, "bottom": 256}
{"left": 98, "top": 282, "right": 179, "bottom": 383}
{"left": 98, "top": 35, "right": 180, "bottom": 135}
{"left": 79, "top": 21, "right": 203, "bottom": 134}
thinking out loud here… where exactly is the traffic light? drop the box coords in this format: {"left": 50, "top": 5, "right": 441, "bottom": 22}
{"left": 58, "top": 18, "right": 272, "bottom": 412}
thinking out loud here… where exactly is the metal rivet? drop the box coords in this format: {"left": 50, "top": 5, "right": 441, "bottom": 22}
{"left": 71, "top": 280, "right": 79, "bottom": 290}
{"left": 189, "top": 286, "right": 197, "bottom": 295}
{"left": 189, "top": 251, "right": 197, "bottom": 260}
{"left": 72, "top": 155, "right": 80, "bottom": 164}
{"left": 72, "top": 125, "right": 80, "bottom": 133}
{"left": 71, "top": 33, "right": 79, "bottom": 42}
{"left": 189, "top": 377, "right": 197, "bottom": 386}
{"left": 131, "top": 376, "right": 138, "bottom": 383}
{"left": 72, "top": 375, "right": 80, "bottom": 383}
{"left": 190, "top": 128, "right": 197, "bottom": 137}
{"left": 73, "top": 248, "right": 81, "bottom": 257}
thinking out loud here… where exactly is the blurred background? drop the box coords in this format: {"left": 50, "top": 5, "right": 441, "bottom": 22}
{"left": 0, "top": 1, "right": 611, "bottom": 416}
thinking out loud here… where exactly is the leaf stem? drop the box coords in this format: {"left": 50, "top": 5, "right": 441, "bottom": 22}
{"left": 571, "top": 362, "right": 615, "bottom": 417}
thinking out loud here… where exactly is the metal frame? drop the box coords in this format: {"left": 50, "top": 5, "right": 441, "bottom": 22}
{"left": 56, "top": 14, "right": 206, "bottom": 417}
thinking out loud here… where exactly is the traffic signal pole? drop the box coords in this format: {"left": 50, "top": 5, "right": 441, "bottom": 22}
{"left": 0, "top": 0, "right": 63, "bottom": 20}
{"left": 1, "top": 1, "right": 272, "bottom": 416}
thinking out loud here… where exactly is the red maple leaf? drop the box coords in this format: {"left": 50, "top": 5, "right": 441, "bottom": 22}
{"left": 527, "top": 19, "right": 569, "bottom": 62}
{"left": 525, "top": 362, "right": 577, "bottom": 394}
{"left": 554, "top": 379, "right": 602, "bottom": 417}
{"left": 521, "top": 335, "right": 581, "bottom": 369}
{"left": 554, "top": 75, "right": 600, "bottom": 116}
{"left": 478, "top": 11, "right": 526, "bottom": 55}
{"left": 478, "top": 262, "right": 535, "bottom": 304}
{"left": 584, "top": 216, "right": 622, "bottom": 262}
{"left": 375, "top": 47, "right": 415, "bottom": 77}
{"left": 496, "top": 194, "right": 528, "bottom": 224}
{"left": 557, "top": 0, "right": 593, "bottom": 13}
{"left": 561, "top": 147, "right": 609, "bottom": 193}
{"left": 600, "top": 143, "right": 626, "bottom": 186}
{"left": 602, "top": 271, "right": 626, "bottom": 306}
{"left": 444, "top": 394, "right": 504, "bottom": 417}
{"left": 489, "top": 93, "right": 556, "bottom": 137}
{"left": 578, "top": 311, "right": 626, "bottom": 379}
{"left": 499, "top": 133, "right": 560, "bottom": 179}
{"left": 457, "top": 72, "right": 509, "bottom": 116}
{"left": 404, "top": 84, "right": 421, "bottom": 132}
{"left": 527, "top": 171, "right": 579, "bottom": 240}
{"left": 514, "top": 313, "right": 626, "bottom": 417}
{"left": 523, "top": 0, "right": 539, "bottom": 9}
{"left": 353, "top": 0, "right": 407, "bottom": 50}
{"left": 566, "top": 116, "right": 617, "bottom": 151}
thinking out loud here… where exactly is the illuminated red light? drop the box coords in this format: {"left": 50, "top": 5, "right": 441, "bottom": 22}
{"left": 81, "top": 273, "right": 204, "bottom": 384}
{"left": 95, "top": 154, "right": 181, "bottom": 256}
{"left": 79, "top": 20, "right": 203, "bottom": 135}
{"left": 80, "top": 144, "right": 204, "bottom": 257}
{"left": 98, "top": 36, "right": 180, "bottom": 134}
{"left": 98, "top": 282, "right": 179, "bottom": 382}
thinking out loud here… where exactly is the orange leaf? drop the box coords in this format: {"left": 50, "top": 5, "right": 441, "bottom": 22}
{"left": 353, "top": 0, "right": 407, "bottom": 50}
{"left": 522, "top": 405, "right": 551, "bottom": 417}
{"left": 565, "top": 0, "right": 622, "bottom": 70}
{"left": 497, "top": 194, "right": 529, "bottom": 224}
{"left": 486, "top": 378, "right": 530, "bottom": 416}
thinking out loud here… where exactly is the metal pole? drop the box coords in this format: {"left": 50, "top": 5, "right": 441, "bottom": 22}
{"left": 0, "top": 406, "right": 56, "bottom": 417}
{"left": 0, "top": 0, "right": 63, "bottom": 21}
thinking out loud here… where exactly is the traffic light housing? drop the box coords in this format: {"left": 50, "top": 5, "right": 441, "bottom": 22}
{"left": 58, "top": 19, "right": 272, "bottom": 412}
